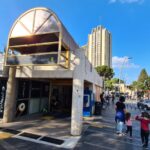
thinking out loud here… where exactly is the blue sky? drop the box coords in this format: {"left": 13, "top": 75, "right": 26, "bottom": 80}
{"left": 0, "top": 0, "right": 150, "bottom": 84}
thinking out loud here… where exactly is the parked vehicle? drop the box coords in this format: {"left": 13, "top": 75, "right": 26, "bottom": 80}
{"left": 137, "top": 99, "right": 150, "bottom": 110}
{"left": 142, "top": 100, "right": 150, "bottom": 110}
{"left": 137, "top": 99, "right": 145, "bottom": 109}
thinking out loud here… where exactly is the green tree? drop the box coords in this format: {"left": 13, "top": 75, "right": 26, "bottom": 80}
{"left": 130, "top": 81, "right": 138, "bottom": 90}
{"left": 136, "top": 69, "right": 149, "bottom": 91}
{"left": 138, "top": 69, "right": 148, "bottom": 83}
{"left": 144, "top": 77, "right": 150, "bottom": 90}
{"left": 105, "top": 80, "right": 114, "bottom": 90}
{"left": 130, "top": 69, "right": 149, "bottom": 99}
{"left": 111, "top": 78, "right": 124, "bottom": 84}
{"left": 95, "top": 65, "right": 114, "bottom": 80}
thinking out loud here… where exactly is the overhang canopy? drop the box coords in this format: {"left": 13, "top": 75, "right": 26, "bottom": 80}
{"left": 9, "top": 7, "right": 79, "bottom": 51}
{"left": 5, "top": 7, "right": 79, "bottom": 67}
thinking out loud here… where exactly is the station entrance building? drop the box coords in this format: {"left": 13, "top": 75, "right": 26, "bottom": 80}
{"left": 2, "top": 7, "right": 103, "bottom": 135}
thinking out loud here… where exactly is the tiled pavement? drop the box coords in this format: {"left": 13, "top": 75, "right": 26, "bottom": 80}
{"left": 0, "top": 100, "right": 148, "bottom": 150}
{"left": 75, "top": 101, "right": 147, "bottom": 150}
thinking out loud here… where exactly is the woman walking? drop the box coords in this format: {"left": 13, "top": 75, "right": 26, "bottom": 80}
{"left": 115, "top": 96, "right": 126, "bottom": 136}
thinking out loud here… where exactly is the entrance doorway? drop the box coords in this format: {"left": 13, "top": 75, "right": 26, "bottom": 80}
{"left": 50, "top": 85, "right": 72, "bottom": 117}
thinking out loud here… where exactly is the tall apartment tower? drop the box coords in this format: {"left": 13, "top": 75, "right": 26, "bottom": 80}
{"left": 86, "top": 26, "right": 112, "bottom": 68}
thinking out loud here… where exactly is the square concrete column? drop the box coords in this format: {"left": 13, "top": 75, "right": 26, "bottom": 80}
{"left": 3, "top": 67, "right": 17, "bottom": 123}
{"left": 71, "top": 78, "right": 84, "bottom": 136}
{"left": 71, "top": 50, "right": 84, "bottom": 136}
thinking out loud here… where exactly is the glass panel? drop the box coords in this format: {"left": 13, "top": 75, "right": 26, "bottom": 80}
{"left": 29, "top": 98, "right": 40, "bottom": 114}
{"left": 40, "top": 83, "right": 49, "bottom": 113}
{"left": 40, "top": 98, "right": 48, "bottom": 112}
{"left": 31, "top": 89, "right": 40, "bottom": 98}
{"left": 41, "top": 83, "right": 49, "bottom": 97}
{"left": 20, "top": 11, "right": 34, "bottom": 33}
{"left": 11, "top": 22, "right": 31, "bottom": 37}
{"left": 18, "top": 80, "right": 30, "bottom": 99}
{"left": 50, "top": 85, "right": 72, "bottom": 114}
{"left": 37, "top": 16, "right": 59, "bottom": 34}
{"left": 7, "top": 54, "right": 58, "bottom": 66}
{"left": 34, "top": 10, "right": 51, "bottom": 33}
{"left": 9, "top": 33, "right": 59, "bottom": 46}
{"left": 32, "top": 80, "right": 41, "bottom": 88}
{"left": 60, "top": 54, "right": 66, "bottom": 63}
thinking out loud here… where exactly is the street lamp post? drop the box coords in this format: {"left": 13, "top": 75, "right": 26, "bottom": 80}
{"left": 118, "top": 57, "right": 132, "bottom": 95}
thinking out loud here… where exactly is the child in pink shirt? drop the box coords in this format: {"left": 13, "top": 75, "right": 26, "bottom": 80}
{"left": 125, "top": 112, "right": 132, "bottom": 138}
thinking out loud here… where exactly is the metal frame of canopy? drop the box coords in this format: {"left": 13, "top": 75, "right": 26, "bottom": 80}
{"left": 5, "top": 7, "right": 78, "bottom": 69}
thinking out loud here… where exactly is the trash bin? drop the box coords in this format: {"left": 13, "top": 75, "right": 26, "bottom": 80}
{"left": 95, "top": 102, "right": 102, "bottom": 115}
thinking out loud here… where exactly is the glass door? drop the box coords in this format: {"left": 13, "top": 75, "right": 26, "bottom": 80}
{"left": 29, "top": 81, "right": 41, "bottom": 114}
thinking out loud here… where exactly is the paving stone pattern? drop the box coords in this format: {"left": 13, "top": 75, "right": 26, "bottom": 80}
{"left": 0, "top": 100, "right": 148, "bottom": 150}
{"left": 75, "top": 100, "right": 148, "bottom": 150}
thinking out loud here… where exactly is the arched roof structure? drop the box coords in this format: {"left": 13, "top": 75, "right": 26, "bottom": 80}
{"left": 5, "top": 7, "right": 79, "bottom": 67}
{"left": 8, "top": 7, "right": 78, "bottom": 51}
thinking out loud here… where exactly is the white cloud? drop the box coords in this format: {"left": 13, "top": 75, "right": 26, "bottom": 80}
{"left": 112, "top": 56, "right": 140, "bottom": 69}
{"left": 109, "top": 0, "right": 144, "bottom": 4}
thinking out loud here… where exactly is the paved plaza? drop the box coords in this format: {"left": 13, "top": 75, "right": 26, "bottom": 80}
{"left": 75, "top": 101, "right": 144, "bottom": 150}
{"left": 0, "top": 100, "right": 148, "bottom": 150}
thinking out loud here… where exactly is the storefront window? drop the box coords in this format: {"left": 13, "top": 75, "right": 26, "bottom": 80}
{"left": 18, "top": 80, "right": 30, "bottom": 99}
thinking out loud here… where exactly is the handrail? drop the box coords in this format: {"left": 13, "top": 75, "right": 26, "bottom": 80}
{"left": 9, "top": 41, "right": 59, "bottom": 49}
{"left": 7, "top": 52, "right": 59, "bottom": 57}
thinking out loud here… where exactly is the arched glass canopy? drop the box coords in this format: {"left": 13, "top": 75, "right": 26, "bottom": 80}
{"left": 5, "top": 7, "right": 79, "bottom": 68}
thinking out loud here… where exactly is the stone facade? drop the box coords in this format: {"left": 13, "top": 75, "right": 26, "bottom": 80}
{"left": 2, "top": 7, "right": 103, "bottom": 136}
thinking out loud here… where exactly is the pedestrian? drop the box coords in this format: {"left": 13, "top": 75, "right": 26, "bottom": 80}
{"left": 115, "top": 96, "right": 126, "bottom": 136}
{"left": 112, "top": 94, "right": 115, "bottom": 104}
{"left": 105, "top": 94, "right": 110, "bottom": 105}
{"left": 125, "top": 112, "right": 133, "bottom": 139}
{"left": 135, "top": 111, "right": 150, "bottom": 149}
{"left": 100, "top": 92, "right": 105, "bottom": 109}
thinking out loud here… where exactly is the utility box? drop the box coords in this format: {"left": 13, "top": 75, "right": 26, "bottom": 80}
{"left": 95, "top": 102, "right": 102, "bottom": 116}
{"left": 83, "top": 88, "right": 94, "bottom": 117}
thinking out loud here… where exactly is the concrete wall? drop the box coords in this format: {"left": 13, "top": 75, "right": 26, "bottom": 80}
{"left": 16, "top": 66, "right": 73, "bottom": 78}
{"left": 70, "top": 48, "right": 102, "bottom": 135}
{"left": 71, "top": 49, "right": 84, "bottom": 135}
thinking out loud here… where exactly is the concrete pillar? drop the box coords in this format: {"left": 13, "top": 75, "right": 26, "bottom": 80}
{"left": 71, "top": 50, "right": 84, "bottom": 136}
{"left": 3, "top": 67, "right": 17, "bottom": 123}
